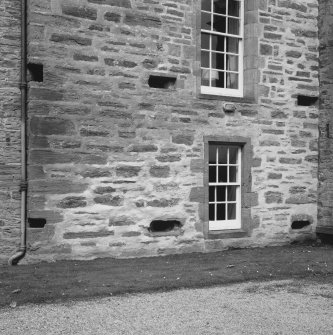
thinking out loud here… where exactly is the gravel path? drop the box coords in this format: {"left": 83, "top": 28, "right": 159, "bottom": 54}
{"left": 1, "top": 279, "right": 333, "bottom": 335}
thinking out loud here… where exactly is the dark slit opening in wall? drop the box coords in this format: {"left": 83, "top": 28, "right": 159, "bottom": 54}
{"left": 28, "top": 218, "right": 47, "bottom": 228}
{"left": 297, "top": 95, "right": 318, "bottom": 106}
{"left": 27, "top": 63, "right": 43, "bottom": 82}
{"left": 148, "top": 75, "right": 176, "bottom": 89}
{"left": 149, "top": 220, "right": 181, "bottom": 233}
{"left": 291, "top": 220, "right": 311, "bottom": 230}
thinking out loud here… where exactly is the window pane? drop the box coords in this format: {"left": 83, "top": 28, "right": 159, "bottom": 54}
{"left": 213, "top": 15, "right": 226, "bottom": 33}
{"left": 209, "top": 186, "right": 215, "bottom": 202}
{"left": 213, "top": 0, "right": 226, "bottom": 14}
{"left": 201, "top": 69, "right": 210, "bottom": 86}
{"left": 218, "top": 146, "right": 227, "bottom": 164}
{"left": 217, "top": 204, "right": 226, "bottom": 220}
{"left": 227, "top": 186, "right": 237, "bottom": 201}
{"left": 201, "top": 0, "right": 211, "bottom": 11}
{"left": 209, "top": 204, "right": 215, "bottom": 220}
{"left": 227, "top": 203, "right": 236, "bottom": 220}
{"left": 229, "top": 146, "right": 238, "bottom": 164}
{"left": 226, "top": 55, "right": 238, "bottom": 71}
{"left": 209, "top": 145, "right": 217, "bottom": 163}
{"left": 217, "top": 186, "right": 226, "bottom": 201}
{"left": 218, "top": 166, "right": 228, "bottom": 182}
{"left": 226, "top": 72, "right": 238, "bottom": 89}
{"left": 226, "top": 37, "right": 239, "bottom": 53}
{"left": 201, "top": 12, "right": 212, "bottom": 30}
{"left": 201, "top": 51, "right": 210, "bottom": 68}
{"left": 228, "top": 0, "right": 240, "bottom": 17}
{"left": 201, "top": 33, "right": 210, "bottom": 49}
{"left": 211, "top": 71, "right": 224, "bottom": 88}
{"left": 228, "top": 18, "right": 240, "bottom": 35}
{"left": 229, "top": 166, "right": 237, "bottom": 182}
{"left": 209, "top": 166, "right": 217, "bottom": 182}
{"left": 212, "top": 35, "right": 225, "bottom": 52}
{"left": 211, "top": 52, "right": 224, "bottom": 70}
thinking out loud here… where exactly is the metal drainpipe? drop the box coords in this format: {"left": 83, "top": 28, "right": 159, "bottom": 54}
{"left": 8, "top": 0, "right": 28, "bottom": 265}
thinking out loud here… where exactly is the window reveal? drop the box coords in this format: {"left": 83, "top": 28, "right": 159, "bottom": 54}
{"left": 201, "top": 0, "right": 244, "bottom": 97}
{"left": 208, "top": 143, "right": 242, "bottom": 230}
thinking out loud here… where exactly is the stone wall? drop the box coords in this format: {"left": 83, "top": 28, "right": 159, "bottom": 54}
{"left": 1, "top": 0, "right": 320, "bottom": 263}
{"left": 0, "top": 0, "right": 22, "bottom": 264}
{"left": 318, "top": 0, "right": 333, "bottom": 233}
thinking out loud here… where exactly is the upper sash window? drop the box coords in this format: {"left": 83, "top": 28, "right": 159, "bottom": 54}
{"left": 200, "top": 0, "right": 244, "bottom": 97}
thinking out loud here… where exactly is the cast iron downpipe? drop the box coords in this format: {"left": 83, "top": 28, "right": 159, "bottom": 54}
{"left": 8, "top": 0, "right": 28, "bottom": 265}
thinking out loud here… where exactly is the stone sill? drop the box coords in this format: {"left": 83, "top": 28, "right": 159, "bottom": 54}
{"left": 198, "top": 93, "right": 256, "bottom": 104}
{"left": 206, "top": 229, "right": 248, "bottom": 240}
{"left": 27, "top": 228, "right": 44, "bottom": 232}
{"left": 144, "top": 229, "right": 184, "bottom": 238}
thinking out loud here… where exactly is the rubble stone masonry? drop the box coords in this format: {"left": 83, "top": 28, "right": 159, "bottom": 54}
{"left": 0, "top": 0, "right": 320, "bottom": 263}
{"left": 318, "top": 0, "right": 333, "bottom": 233}
{"left": 0, "top": 0, "right": 22, "bottom": 264}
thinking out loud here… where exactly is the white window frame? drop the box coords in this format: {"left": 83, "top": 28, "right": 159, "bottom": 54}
{"left": 208, "top": 144, "right": 242, "bottom": 230}
{"left": 200, "top": 0, "right": 244, "bottom": 97}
